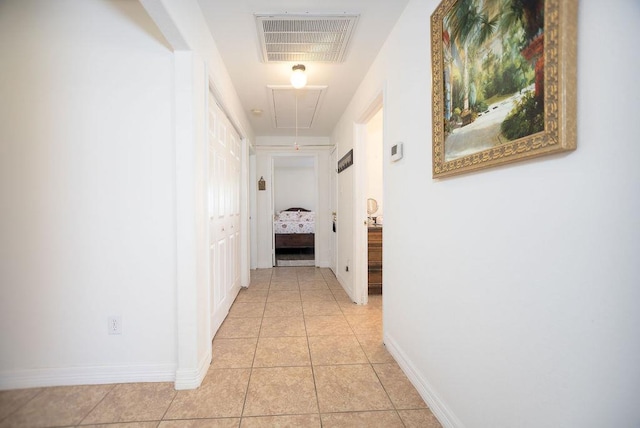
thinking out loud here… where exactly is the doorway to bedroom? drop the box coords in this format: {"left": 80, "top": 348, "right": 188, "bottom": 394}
{"left": 272, "top": 155, "right": 317, "bottom": 267}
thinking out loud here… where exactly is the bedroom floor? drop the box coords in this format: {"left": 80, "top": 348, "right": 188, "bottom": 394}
{"left": 0, "top": 267, "right": 441, "bottom": 427}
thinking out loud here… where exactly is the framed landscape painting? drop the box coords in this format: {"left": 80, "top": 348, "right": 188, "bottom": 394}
{"left": 431, "top": 0, "right": 578, "bottom": 178}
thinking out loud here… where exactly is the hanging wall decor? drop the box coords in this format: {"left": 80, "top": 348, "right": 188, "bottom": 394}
{"left": 431, "top": 0, "right": 578, "bottom": 178}
{"left": 338, "top": 149, "right": 354, "bottom": 173}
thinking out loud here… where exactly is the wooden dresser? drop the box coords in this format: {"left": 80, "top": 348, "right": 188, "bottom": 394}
{"left": 367, "top": 226, "right": 382, "bottom": 294}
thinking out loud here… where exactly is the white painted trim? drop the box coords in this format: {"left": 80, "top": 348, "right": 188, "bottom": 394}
{"left": 269, "top": 151, "right": 321, "bottom": 267}
{"left": 0, "top": 364, "right": 176, "bottom": 391}
{"left": 353, "top": 123, "right": 368, "bottom": 305}
{"left": 138, "top": 0, "right": 189, "bottom": 50}
{"left": 335, "top": 270, "right": 357, "bottom": 304}
{"left": 173, "top": 50, "right": 200, "bottom": 390}
{"left": 249, "top": 153, "right": 258, "bottom": 270}
{"left": 316, "top": 259, "right": 331, "bottom": 268}
{"left": 329, "top": 146, "right": 338, "bottom": 273}
{"left": 175, "top": 347, "right": 212, "bottom": 390}
{"left": 240, "top": 138, "right": 251, "bottom": 287}
{"left": 314, "top": 154, "right": 320, "bottom": 267}
{"left": 210, "top": 284, "right": 241, "bottom": 339}
{"left": 210, "top": 306, "right": 230, "bottom": 341}
{"left": 384, "top": 333, "right": 465, "bottom": 428}
{"left": 207, "top": 73, "right": 251, "bottom": 290}
{"left": 208, "top": 78, "right": 246, "bottom": 140}
{"left": 206, "top": 76, "right": 250, "bottom": 338}
{"left": 142, "top": 1, "right": 204, "bottom": 393}
{"left": 255, "top": 145, "right": 334, "bottom": 153}
{"left": 204, "top": 65, "right": 214, "bottom": 346}
{"left": 271, "top": 156, "right": 275, "bottom": 267}
{"left": 353, "top": 90, "right": 384, "bottom": 305}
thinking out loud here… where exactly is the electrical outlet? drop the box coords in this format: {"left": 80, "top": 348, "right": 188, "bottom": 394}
{"left": 108, "top": 316, "right": 122, "bottom": 335}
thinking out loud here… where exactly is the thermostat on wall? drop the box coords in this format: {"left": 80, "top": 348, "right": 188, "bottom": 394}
{"left": 391, "top": 142, "right": 403, "bottom": 162}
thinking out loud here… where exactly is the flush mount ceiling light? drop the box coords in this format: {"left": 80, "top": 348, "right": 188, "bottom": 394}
{"left": 290, "top": 64, "right": 307, "bottom": 89}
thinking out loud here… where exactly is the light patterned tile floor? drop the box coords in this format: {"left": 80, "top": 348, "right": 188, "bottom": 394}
{"left": 0, "top": 268, "right": 441, "bottom": 427}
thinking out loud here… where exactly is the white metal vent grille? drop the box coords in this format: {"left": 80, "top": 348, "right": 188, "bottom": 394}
{"left": 256, "top": 14, "right": 359, "bottom": 63}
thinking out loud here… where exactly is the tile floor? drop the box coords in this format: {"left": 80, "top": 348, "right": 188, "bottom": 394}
{"left": 0, "top": 267, "right": 441, "bottom": 428}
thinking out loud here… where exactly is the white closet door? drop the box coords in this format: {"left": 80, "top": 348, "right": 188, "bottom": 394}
{"left": 209, "top": 93, "right": 241, "bottom": 339}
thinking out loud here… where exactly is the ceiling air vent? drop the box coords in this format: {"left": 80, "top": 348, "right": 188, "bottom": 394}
{"left": 255, "top": 14, "right": 359, "bottom": 63}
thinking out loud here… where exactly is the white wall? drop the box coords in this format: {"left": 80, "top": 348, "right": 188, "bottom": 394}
{"left": 335, "top": 147, "right": 355, "bottom": 290}
{"left": 0, "top": 0, "right": 255, "bottom": 391}
{"left": 274, "top": 166, "right": 316, "bottom": 212}
{"left": 250, "top": 154, "right": 258, "bottom": 269}
{"left": 254, "top": 147, "right": 332, "bottom": 269}
{"left": 0, "top": 0, "right": 177, "bottom": 387}
{"left": 333, "top": 0, "right": 640, "bottom": 426}
{"left": 141, "top": 0, "right": 255, "bottom": 388}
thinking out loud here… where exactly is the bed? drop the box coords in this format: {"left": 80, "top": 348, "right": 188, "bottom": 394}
{"left": 274, "top": 207, "right": 315, "bottom": 249}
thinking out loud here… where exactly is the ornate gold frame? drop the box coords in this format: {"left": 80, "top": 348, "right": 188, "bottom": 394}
{"left": 431, "top": 0, "right": 578, "bottom": 178}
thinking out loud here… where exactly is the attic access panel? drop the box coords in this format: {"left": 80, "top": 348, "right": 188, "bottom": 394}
{"left": 256, "top": 14, "right": 359, "bottom": 63}
{"left": 268, "top": 86, "right": 327, "bottom": 129}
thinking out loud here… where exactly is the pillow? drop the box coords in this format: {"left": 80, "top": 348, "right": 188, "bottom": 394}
{"left": 277, "top": 211, "right": 299, "bottom": 220}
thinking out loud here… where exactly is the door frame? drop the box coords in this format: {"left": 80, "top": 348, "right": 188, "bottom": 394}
{"left": 329, "top": 146, "right": 337, "bottom": 273}
{"left": 270, "top": 153, "right": 320, "bottom": 267}
{"left": 353, "top": 91, "right": 384, "bottom": 304}
{"left": 206, "top": 78, "right": 250, "bottom": 341}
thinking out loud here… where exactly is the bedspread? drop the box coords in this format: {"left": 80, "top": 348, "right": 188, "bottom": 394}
{"left": 274, "top": 220, "right": 315, "bottom": 234}
{"left": 274, "top": 211, "right": 315, "bottom": 234}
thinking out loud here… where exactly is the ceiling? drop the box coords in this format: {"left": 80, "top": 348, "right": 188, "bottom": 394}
{"left": 197, "top": 0, "right": 410, "bottom": 139}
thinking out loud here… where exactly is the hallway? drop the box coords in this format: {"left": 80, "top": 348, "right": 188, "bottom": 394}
{"left": 0, "top": 268, "right": 440, "bottom": 427}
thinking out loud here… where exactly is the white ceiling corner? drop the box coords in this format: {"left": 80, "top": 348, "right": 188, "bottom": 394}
{"left": 197, "top": 0, "right": 411, "bottom": 138}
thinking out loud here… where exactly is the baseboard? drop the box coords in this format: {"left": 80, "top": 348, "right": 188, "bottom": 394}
{"left": 177, "top": 286, "right": 239, "bottom": 390}
{"left": 0, "top": 363, "right": 176, "bottom": 391}
{"left": 317, "top": 259, "right": 331, "bottom": 268}
{"left": 383, "top": 333, "right": 465, "bottom": 428}
{"left": 210, "top": 284, "right": 241, "bottom": 339}
{"left": 277, "top": 259, "right": 315, "bottom": 267}
{"left": 210, "top": 308, "right": 229, "bottom": 340}
{"left": 174, "top": 347, "right": 211, "bottom": 390}
{"left": 334, "top": 271, "right": 356, "bottom": 303}
{"left": 329, "top": 266, "right": 338, "bottom": 278}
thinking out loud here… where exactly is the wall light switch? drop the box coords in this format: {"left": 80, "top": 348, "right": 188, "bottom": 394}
{"left": 391, "top": 142, "right": 403, "bottom": 162}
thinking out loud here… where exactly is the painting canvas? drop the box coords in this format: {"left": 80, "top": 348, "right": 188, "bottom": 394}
{"left": 431, "top": 0, "right": 577, "bottom": 178}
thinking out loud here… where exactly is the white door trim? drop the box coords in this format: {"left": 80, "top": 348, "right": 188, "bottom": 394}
{"left": 204, "top": 77, "right": 249, "bottom": 339}
{"left": 270, "top": 153, "right": 320, "bottom": 267}
{"left": 329, "top": 147, "right": 338, "bottom": 274}
{"left": 353, "top": 90, "right": 384, "bottom": 305}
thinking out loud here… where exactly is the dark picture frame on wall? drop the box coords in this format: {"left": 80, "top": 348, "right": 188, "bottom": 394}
{"left": 431, "top": 0, "right": 578, "bottom": 178}
{"left": 338, "top": 149, "right": 354, "bottom": 173}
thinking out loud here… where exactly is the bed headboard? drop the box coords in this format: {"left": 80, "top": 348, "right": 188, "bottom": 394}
{"left": 283, "top": 207, "right": 311, "bottom": 212}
